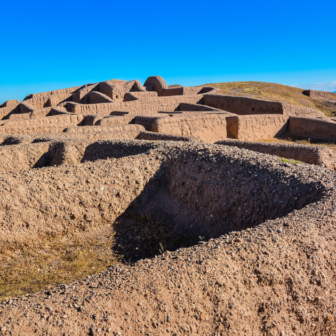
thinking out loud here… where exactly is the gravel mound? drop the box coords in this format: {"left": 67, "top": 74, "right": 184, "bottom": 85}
{"left": 0, "top": 141, "right": 335, "bottom": 335}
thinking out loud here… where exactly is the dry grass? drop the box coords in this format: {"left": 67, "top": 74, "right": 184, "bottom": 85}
{"left": 0, "top": 233, "right": 119, "bottom": 303}
{"left": 204, "top": 81, "right": 336, "bottom": 117}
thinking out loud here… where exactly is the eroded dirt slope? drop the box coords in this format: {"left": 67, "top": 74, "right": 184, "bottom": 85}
{"left": 0, "top": 142, "right": 335, "bottom": 336}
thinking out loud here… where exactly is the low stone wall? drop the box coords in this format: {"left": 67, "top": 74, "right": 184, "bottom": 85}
{"left": 282, "top": 103, "right": 326, "bottom": 118}
{"left": 288, "top": 117, "right": 336, "bottom": 141}
{"left": 71, "top": 95, "right": 203, "bottom": 115}
{"left": 226, "top": 114, "right": 289, "bottom": 141}
{"left": 151, "top": 114, "right": 227, "bottom": 143}
{"left": 0, "top": 124, "right": 71, "bottom": 135}
{"left": 216, "top": 139, "right": 336, "bottom": 169}
{"left": 144, "top": 76, "right": 168, "bottom": 94}
{"left": 49, "top": 139, "right": 160, "bottom": 167}
{"left": 136, "top": 131, "right": 200, "bottom": 142}
{"left": 123, "top": 92, "right": 158, "bottom": 101}
{"left": 23, "top": 85, "right": 81, "bottom": 101}
{"left": 160, "top": 86, "right": 218, "bottom": 97}
{"left": 99, "top": 79, "right": 146, "bottom": 101}
{"left": 178, "top": 103, "right": 222, "bottom": 112}
{"left": 203, "top": 94, "right": 326, "bottom": 118}
{"left": 64, "top": 124, "right": 144, "bottom": 134}
{"left": 0, "top": 100, "right": 20, "bottom": 108}
{"left": 95, "top": 115, "right": 135, "bottom": 126}
{"left": 97, "top": 82, "right": 113, "bottom": 99}
{"left": 303, "top": 89, "right": 330, "bottom": 100}
{"left": 160, "top": 87, "right": 184, "bottom": 96}
{"left": 19, "top": 101, "right": 36, "bottom": 114}
{"left": 22, "top": 85, "right": 81, "bottom": 108}
{"left": 1, "top": 114, "right": 84, "bottom": 128}
{"left": 158, "top": 111, "right": 232, "bottom": 117}
{"left": 23, "top": 92, "right": 71, "bottom": 109}
{"left": 204, "top": 94, "right": 284, "bottom": 115}
{"left": 183, "top": 86, "right": 218, "bottom": 95}
{"left": 88, "top": 91, "right": 113, "bottom": 104}
{"left": 71, "top": 84, "right": 97, "bottom": 103}
{"left": 0, "top": 102, "right": 20, "bottom": 119}
{"left": 8, "top": 107, "right": 68, "bottom": 120}
{"left": 0, "top": 130, "right": 146, "bottom": 146}
{"left": 133, "top": 115, "right": 165, "bottom": 131}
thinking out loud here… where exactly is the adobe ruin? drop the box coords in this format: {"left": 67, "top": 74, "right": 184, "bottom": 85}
{"left": 0, "top": 76, "right": 336, "bottom": 335}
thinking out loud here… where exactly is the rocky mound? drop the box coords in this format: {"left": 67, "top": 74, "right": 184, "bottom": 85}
{"left": 0, "top": 141, "right": 335, "bottom": 335}
{"left": 0, "top": 77, "right": 336, "bottom": 336}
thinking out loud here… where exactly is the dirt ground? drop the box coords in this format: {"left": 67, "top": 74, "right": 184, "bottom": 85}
{"left": 1, "top": 77, "right": 336, "bottom": 336}
{"left": 0, "top": 141, "right": 335, "bottom": 336}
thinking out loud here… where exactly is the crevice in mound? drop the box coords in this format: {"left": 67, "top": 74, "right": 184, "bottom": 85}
{"left": 80, "top": 141, "right": 157, "bottom": 162}
{"left": 0, "top": 144, "right": 329, "bottom": 300}
{"left": 19, "top": 140, "right": 159, "bottom": 170}
{"left": 113, "top": 154, "right": 326, "bottom": 262}
{"left": 32, "top": 151, "right": 55, "bottom": 168}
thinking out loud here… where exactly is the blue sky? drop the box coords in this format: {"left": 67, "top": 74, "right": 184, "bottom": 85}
{"left": 0, "top": 0, "right": 335, "bottom": 103}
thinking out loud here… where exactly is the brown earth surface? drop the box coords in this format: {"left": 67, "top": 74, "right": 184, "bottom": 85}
{"left": 0, "top": 141, "right": 335, "bottom": 336}
{"left": 0, "top": 77, "right": 336, "bottom": 336}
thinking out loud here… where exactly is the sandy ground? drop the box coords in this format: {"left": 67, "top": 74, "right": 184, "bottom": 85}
{"left": 0, "top": 141, "right": 334, "bottom": 335}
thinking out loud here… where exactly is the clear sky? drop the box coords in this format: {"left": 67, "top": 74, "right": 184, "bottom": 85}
{"left": 0, "top": 0, "right": 335, "bottom": 103}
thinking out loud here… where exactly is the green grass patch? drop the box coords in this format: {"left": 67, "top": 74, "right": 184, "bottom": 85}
{"left": 280, "top": 157, "right": 301, "bottom": 164}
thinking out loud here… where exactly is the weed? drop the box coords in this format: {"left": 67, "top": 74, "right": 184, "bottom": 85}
{"left": 280, "top": 157, "right": 301, "bottom": 164}
{"left": 159, "top": 242, "right": 165, "bottom": 255}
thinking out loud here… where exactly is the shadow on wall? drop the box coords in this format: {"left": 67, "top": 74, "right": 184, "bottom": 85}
{"left": 112, "top": 152, "right": 326, "bottom": 262}
{"left": 32, "top": 151, "right": 55, "bottom": 168}
{"left": 23, "top": 141, "right": 158, "bottom": 170}
{"left": 80, "top": 141, "right": 158, "bottom": 162}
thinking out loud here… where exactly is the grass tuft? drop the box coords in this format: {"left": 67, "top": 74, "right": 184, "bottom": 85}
{"left": 280, "top": 157, "right": 301, "bottom": 164}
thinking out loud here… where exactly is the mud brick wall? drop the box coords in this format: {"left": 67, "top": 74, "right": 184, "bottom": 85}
{"left": 203, "top": 94, "right": 326, "bottom": 118}
{"left": 303, "top": 89, "right": 330, "bottom": 100}
{"left": 226, "top": 114, "right": 288, "bottom": 141}
{"left": 71, "top": 95, "right": 203, "bottom": 115}
{"left": 289, "top": 117, "right": 336, "bottom": 141}
{"left": 152, "top": 114, "right": 227, "bottom": 143}
{"left": 216, "top": 139, "right": 336, "bottom": 169}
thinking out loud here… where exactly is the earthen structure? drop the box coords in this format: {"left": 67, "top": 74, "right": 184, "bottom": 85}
{"left": 303, "top": 89, "right": 331, "bottom": 100}
{"left": 0, "top": 76, "right": 336, "bottom": 335}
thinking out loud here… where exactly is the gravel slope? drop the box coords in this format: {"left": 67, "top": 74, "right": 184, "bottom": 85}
{"left": 0, "top": 142, "right": 335, "bottom": 335}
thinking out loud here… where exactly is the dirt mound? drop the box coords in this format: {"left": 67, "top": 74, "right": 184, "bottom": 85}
{"left": 0, "top": 141, "right": 334, "bottom": 336}
{"left": 1, "top": 76, "right": 336, "bottom": 336}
